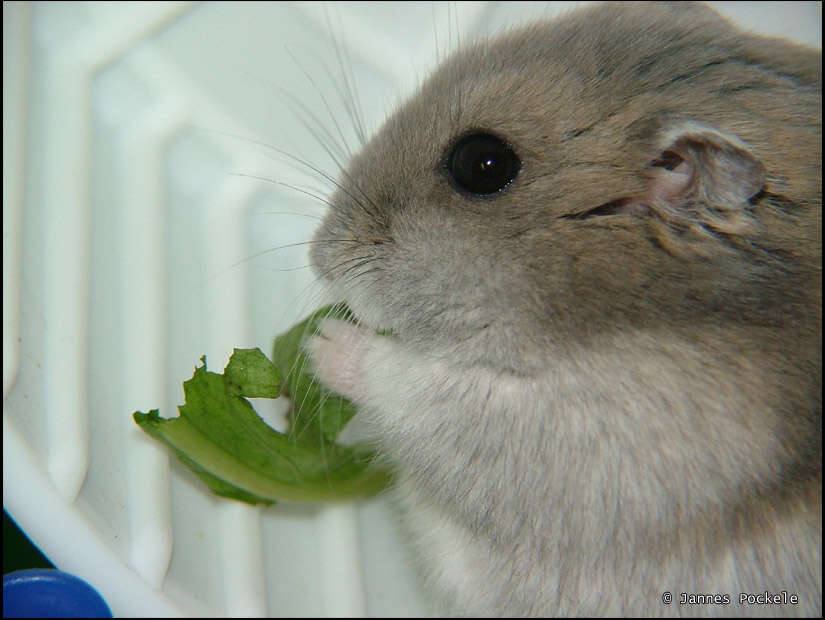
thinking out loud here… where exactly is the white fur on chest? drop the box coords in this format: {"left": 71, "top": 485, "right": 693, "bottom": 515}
{"left": 309, "top": 322, "right": 818, "bottom": 615}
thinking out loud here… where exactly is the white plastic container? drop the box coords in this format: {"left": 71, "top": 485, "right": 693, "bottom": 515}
{"left": 3, "top": 2, "right": 820, "bottom": 616}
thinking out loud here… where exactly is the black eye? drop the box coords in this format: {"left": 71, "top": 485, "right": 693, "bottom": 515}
{"left": 447, "top": 132, "right": 520, "bottom": 195}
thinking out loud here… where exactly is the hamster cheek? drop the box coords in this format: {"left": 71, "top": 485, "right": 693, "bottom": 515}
{"left": 304, "top": 318, "right": 377, "bottom": 403}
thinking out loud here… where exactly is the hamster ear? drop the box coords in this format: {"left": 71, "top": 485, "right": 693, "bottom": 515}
{"left": 647, "top": 123, "right": 766, "bottom": 211}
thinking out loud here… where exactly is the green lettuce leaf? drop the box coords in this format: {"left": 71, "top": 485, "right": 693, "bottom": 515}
{"left": 271, "top": 303, "right": 358, "bottom": 445}
{"left": 223, "top": 347, "right": 281, "bottom": 399}
{"left": 133, "top": 304, "right": 392, "bottom": 505}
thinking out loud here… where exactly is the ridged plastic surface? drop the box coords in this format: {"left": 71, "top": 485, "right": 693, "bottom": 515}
{"left": 3, "top": 2, "right": 820, "bottom": 617}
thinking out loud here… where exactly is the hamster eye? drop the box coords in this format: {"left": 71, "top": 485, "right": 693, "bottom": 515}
{"left": 447, "top": 132, "right": 520, "bottom": 195}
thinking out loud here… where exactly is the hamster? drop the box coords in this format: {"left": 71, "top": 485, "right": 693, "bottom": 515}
{"left": 306, "top": 2, "right": 821, "bottom": 616}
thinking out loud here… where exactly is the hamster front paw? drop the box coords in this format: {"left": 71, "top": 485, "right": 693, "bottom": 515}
{"left": 305, "top": 318, "right": 376, "bottom": 403}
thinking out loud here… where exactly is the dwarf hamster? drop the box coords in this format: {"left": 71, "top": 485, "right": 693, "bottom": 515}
{"left": 306, "top": 1, "right": 821, "bottom": 616}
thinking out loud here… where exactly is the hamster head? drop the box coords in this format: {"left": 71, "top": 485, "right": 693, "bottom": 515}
{"left": 310, "top": 1, "right": 822, "bottom": 376}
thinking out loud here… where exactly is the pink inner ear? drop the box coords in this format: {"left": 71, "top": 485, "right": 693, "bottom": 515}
{"left": 643, "top": 127, "right": 766, "bottom": 209}
{"left": 647, "top": 153, "right": 695, "bottom": 202}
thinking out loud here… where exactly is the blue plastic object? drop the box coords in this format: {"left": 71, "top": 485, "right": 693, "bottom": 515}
{"left": 3, "top": 569, "right": 112, "bottom": 618}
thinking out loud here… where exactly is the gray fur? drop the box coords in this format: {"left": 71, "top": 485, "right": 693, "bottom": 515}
{"left": 307, "top": 2, "right": 821, "bottom": 616}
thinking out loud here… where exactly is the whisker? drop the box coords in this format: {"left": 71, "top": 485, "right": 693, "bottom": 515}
{"left": 354, "top": 266, "right": 382, "bottom": 279}
{"left": 447, "top": 0, "right": 453, "bottom": 56}
{"left": 254, "top": 264, "right": 315, "bottom": 273}
{"left": 345, "top": 267, "right": 383, "bottom": 288}
{"left": 274, "top": 84, "right": 351, "bottom": 173}
{"left": 206, "top": 238, "right": 359, "bottom": 282}
{"left": 229, "top": 171, "right": 335, "bottom": 210}
{"left": 250, "top": 211, "right": 323, "bottom": 221}
{"left": 288, "top": 254, "right": 372, "bottom": 309}
{"left": 322, "top": 5, "right": 368, "bottom": 147}
{"left": 360, "top": 277, "right": 385, "bottom": 298}
{"left": 454, "top": 1, "right": 462, "bottom": 52}
{"left": 192, "top": 125, "right": 328, "bottom": 183}
{"left": 338, "top": 256, "right": 378, "bottom": 279}
{"left": 286, "top": 298, "right": 354, "bottom": 453}
{"left": 335, "top": 263, "right": 377, "bottom": 287}
{"left": 432, "top": 3, "right": 440, "bottom": 64}
{"left": 287, "top": 282, "right": 353, "bottom": 343}
{"left": 274, "top": 50, "right": 385, "bottom": 223}
{"left": 193, "top": 126, "right": 375, "bottom": 218}
{"left": 238, "top": 128, "right": 379, "bottom": 225}
{"left": 314, "top": 254, "right": 374, "bottom": 284}
{"left": 284, "top": 45, "right": 355, "bottom": 159}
